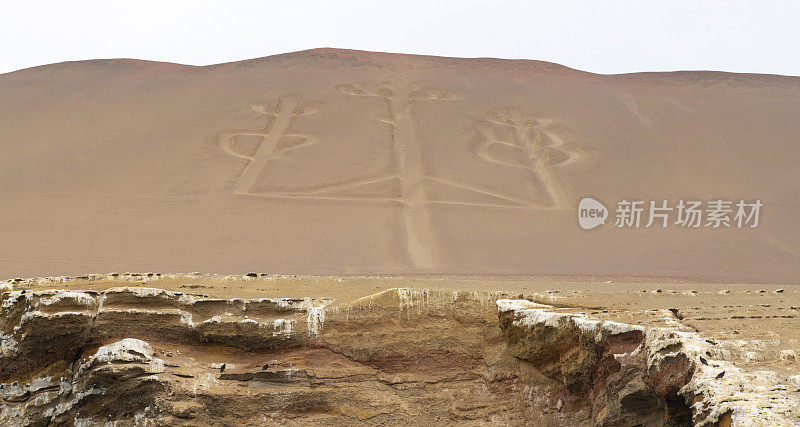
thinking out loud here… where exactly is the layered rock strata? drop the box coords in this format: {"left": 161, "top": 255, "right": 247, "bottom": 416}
{"left": 1, "top": 285, "right": 797, "bottom": 425}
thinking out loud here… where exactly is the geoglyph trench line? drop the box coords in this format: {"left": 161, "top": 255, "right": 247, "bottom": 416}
{"left": 219, "top": 92, "right": 578, "bottom": 208}
{"left": 473, "top": 111, "right": 579, "bottom": 210}
{"left": 218, "top": 88, "right": 436, "bottom": 269}
{"left": 221, "top": 94, "right": 400, "bottom": 201}
{"left": 218, "top": 87, "right": 581, "bottom": 268}
{"left": 219, "top": 96, "right": 315, "bottom": 196}
{"left": 383, "top": 84, "right": 435, "bottom": 269}
{"left": 337, "top": 81, "right": 443, "bottom": 269}
{"left": 536, "top": 122, "right": 578, "bottom": 210}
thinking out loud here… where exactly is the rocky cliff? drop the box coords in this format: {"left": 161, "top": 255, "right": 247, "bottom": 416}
{"left": 1, "top": 276, "right": 798, "bottom": 426}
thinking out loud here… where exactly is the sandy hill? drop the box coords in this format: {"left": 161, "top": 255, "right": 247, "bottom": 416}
{"left": 0, "top": 48, "right": 798, "bottom": 283}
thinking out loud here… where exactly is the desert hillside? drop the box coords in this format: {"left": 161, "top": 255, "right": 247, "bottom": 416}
{"left": 1, "top": 49, "right": 798, "bottom": 282}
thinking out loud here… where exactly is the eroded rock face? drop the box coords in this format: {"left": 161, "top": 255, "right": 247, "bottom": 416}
{"left": 646, "top": 329, "right": 800, "bottom": 426}
{"left": 1, "top": 286, "right": 798, "bottom": 425}
{"left": 497, "top": 299, "right": 667, "bottom": 425}
{"left": 497, "top": 299, "right": 800, "bottom": 426}
{"left": 0, "top": 287, "right": 330, "bottom": 425}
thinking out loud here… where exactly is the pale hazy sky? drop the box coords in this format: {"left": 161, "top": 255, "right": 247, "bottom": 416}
{"left": 2, "top": 0, "right": 799, "bottom": 76}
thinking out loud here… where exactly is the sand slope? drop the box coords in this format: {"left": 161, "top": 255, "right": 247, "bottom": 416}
{"left": 0, "top": 49, "right": 798, "bottom": 282}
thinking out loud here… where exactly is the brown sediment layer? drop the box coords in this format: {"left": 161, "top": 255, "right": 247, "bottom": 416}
{"left": 2, "top": 275, "right": 798, "bottom": 425}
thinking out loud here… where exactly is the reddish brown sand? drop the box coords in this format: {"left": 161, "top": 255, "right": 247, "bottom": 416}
{"left": 0, "top": 49, "right": 798, "bottom": 283}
